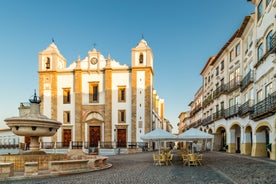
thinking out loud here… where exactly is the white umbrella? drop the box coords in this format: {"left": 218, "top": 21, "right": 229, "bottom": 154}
{"left": 141, "top": 128, "right": 177, "bottom": 154}
{"left": 178, "top": 128, "right": 214, "bottom": 153}
{"left": 178, "top": 128, "right": 214, "bottom": 140}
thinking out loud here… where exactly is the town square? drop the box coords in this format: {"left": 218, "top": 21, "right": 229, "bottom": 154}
{"left": 0, "top": 0, "right": 276, "bottom": 183}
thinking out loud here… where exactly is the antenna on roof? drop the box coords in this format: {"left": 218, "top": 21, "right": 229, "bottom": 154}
{"left": 142, "top": 34, "right": 144, "bottom": 39}
{"left": 51, "top": 38, "right": 55, "bottom": 43}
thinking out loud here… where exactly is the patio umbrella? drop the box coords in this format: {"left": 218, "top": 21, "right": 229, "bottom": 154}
{"left": 177, "top": 128, "right": 214, "bottom": 152}
{"left": 141, "top": 128, "right": 177, "bottom": 154}
{"left": 177, "top": 128, "right": 214, "bottom": 140}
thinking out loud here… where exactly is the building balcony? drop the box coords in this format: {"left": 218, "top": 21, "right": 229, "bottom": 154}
{"left": 250, "top": 91, "right": 276, "bottom": 121}
{"left": 238, "top": 99, "right": 254, "bottom": 117}
{"left": 239, "top": 70, "right": 254, "bottom": 92}
{"left": 188, "top": 119, "right": 202, "bottom": 129}
{"left": 224, "top": 104, "right": 239, "bottom": 119}
{"left": 190, "top": 104, "right": 202, "bottom": 116}
{"left": 213, "top": 84, "right": 226, "bottom": 99}
{"left": 213, "top": 110, "right": 225, "bottom": 121}
{"left": 202, "top": 115, "right": 213, "bottom": 126}
{"left": 202, "top": 94, "right": 213, "bottom": 107}
{"left": 225, "top": 78, "right": 240, "bottom": 93}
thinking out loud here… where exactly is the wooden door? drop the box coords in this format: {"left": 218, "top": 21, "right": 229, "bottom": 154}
{"left": 117, "top": 129, "right": 126, "bottom": 148}
{"left": 63, "top": 129, "right": 71, "bottom": 148}
{"left": 89, "top": 126, "right": 101, "bottom": 147}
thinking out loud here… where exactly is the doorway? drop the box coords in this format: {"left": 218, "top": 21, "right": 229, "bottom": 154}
{"left": 117, "top": 129, "right": 126, "bottom": 148}
{"left": 63, "top": 129, "right": 71, "bottom": 148}
{"left": 89, "top": 126, "right": 101, "bottom": 147}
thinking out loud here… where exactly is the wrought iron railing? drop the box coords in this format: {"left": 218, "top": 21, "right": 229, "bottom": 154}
{"left": 188, "top": 119, "right": 202, "bottom": 128}
{"left": 0, "top": 144, "right": 19, "bottom": 149}
{"left": 240, "top": 70, "right": 254, "bottom": 92}
{"left": 71, "top": 141, "right": 83, "bottom": 149}
{"left": 250, "top": 91, "right": 276, "bottom": 120}
{"left": 225, "top": 78, "right": 240, "bottom": 93}
{"left": 238, "top": 99, "right": 254, "bottom": 117}
{"left": 202, "top": 94, "right": 213, "bottom": 107}
{"left": 213, "top": 84, "right": 226, "bottom": 99}
{"left": 213, "top": 110, "right": 225, "bottom": 121}
{"left": 41, "top": 142, "right": 55, "bottom": 149}
{"left": 202, "top": 115, "right": 213, "bottom": 126}
{"left": 224, "top": 104, "right": 239, "bottom": 119}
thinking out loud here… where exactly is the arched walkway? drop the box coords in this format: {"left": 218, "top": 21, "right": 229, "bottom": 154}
{"left": 229, "top": 123, "right": 241, "bottom": 153}
{"left": 214, "top": 126, "right": 226, "bottom": 151}
{"left": 252, "top": 123, "right": 272, "bottom": 158}
{"left": 242, "top": 125, "right": 252, "bottom": 155}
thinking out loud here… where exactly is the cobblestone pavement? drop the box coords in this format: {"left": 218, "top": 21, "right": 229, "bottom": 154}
{"left": 4, "top": 151, "right": 276, "bottom": 184}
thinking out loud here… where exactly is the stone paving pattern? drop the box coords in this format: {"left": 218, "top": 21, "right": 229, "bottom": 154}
{"left": 4, "top": 151, "right": 276, "bottom": 184}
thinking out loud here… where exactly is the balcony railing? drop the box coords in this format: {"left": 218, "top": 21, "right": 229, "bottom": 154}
{"left": 240, "top": 70, "right": 254, "bottom": 92}
{"left": 202, "top": 115, "right": 213, "bottom": 126}
{"left": 213, "top": 110, "right": 225, "bottom": 121}
{"left": 187, "top": 119, "right": 202, "bottom": 129}
{"left": 213, "top": 84, "right": 226, "bottom": 99}
{"left": 0, "top": 144, "right": 19, "bottom": 149}
{"left": 202, "top": 94, "right": 213, "bottom": 107}
{"left": 225, "top": 78, "right": 240, "bottom": 93}
{"left": 250, "top": 91, "right": 276, "bottom": 120}
{"left": 224, "top": 104, "right": 239, "bottom": 119}
{"left": 238, "top": 99, "right": 254, "bottom": 117}
{"left": 190, "top": 104, "right": 202, "bottom": 116}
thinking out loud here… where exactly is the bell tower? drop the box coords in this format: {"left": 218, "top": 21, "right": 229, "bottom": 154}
{"left": 131, "top": 38, "right": 154, "bottom": 69}
{"left": 38, "top": 41, "right": 66, "bottom": 137}
{"left": 38, "top": 41, "right": 66, "bottom": 72}
{"left": 131, "top": 38, "right": 154, "bottom": 142}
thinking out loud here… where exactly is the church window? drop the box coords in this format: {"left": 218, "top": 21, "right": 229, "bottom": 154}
{"left": 89, "top": 82, "right": 99, "bottom": 103}
{"left": 63, "top": 88, "right": 71, "bottom": 104}
{"left": 63, "top": 111, "right": 70, "bottom": 124}
{"left": 139, "top": 53, "right": 144, "bottom": 64}
{"left": 118, "top": 86, "right": 126, "bottom": 102}
{"left": 118, "top": 110, "right": 126, "bottom": 123}
{"left": 45, "top": 57, "right": 50, "bottom": 69}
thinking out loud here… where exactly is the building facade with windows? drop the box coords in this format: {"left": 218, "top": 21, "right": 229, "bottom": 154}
{"left": 180, "top": 0, "right": 276, "bottom": 160}
{"left": 37, "top": 38, "right": 167, "bottom": 149}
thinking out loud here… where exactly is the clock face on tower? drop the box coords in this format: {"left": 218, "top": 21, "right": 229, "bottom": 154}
{"left": 90, "top": 57, "right": 98, "bottom": 65}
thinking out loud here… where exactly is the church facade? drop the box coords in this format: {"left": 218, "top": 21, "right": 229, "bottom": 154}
{"left": 37, "top": 39, "right": 167, "bottom": 148}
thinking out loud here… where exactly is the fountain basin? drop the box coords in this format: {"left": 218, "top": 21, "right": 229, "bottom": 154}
{"left": 5, "top": 119, "right": 61, "bottom": 137}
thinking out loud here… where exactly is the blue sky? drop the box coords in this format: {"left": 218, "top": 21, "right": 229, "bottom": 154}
{"left": 0, "top": 0, "right": 254, "bottom": 132}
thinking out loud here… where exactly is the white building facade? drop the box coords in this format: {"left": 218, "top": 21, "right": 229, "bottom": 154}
{"left": 182, "top": 0, "right": 276, "bottom": 160}
{"left": 37, "top": 38, "right": 166, "bottom": 149}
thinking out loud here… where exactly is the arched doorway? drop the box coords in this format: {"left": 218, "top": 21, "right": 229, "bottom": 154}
{"left": 252, "top": 124, "right": 271, "bottom": 158}
{"left": 84, "top": 112, "right": 104, "bottom": 154}
{"left": 214, "top": 126, "right": 226, "bottom": 151}
{"left": 229, "top": 123, "right": 241, "bottom": 153}
{"left": 243, "top": 125, "right": 252, "bottom": 155}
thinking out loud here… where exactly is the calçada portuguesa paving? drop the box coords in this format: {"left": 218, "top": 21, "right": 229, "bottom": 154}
{"left": 4, "top": 151, "right": 276, "bottom": 184}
